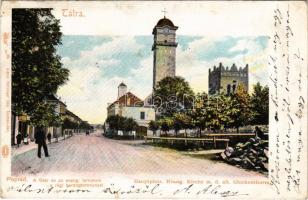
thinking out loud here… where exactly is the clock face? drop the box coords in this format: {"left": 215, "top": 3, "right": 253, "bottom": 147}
{"left": 163, "top": 28, "right": 169, "bottom": 34}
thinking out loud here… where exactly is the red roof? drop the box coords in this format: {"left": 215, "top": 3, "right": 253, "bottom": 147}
{"left": 108, "top": 92, "right": 143, "bottom": 108}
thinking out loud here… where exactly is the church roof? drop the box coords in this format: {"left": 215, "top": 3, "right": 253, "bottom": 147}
{"left": 156, "top": 17, "right": 176, "bottom": 27}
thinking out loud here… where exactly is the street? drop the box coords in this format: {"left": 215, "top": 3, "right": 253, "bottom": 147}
{"left": 12, "top": 130, "right": 265, "bottom": 179}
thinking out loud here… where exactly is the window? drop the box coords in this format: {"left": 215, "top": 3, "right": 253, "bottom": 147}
{"left": 227, "top": 84, "right": 231, "bottom": 95}
{"left": 140, "top": 112, "right": 145, "bottom": 120}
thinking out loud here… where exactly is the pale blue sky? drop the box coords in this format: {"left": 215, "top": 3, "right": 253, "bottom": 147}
{"left": 57, "top": 35, "right": 267, "bottom": 79}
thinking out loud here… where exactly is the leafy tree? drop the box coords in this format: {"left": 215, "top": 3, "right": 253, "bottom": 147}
{"left": 158, "top": 117, "right": 173, "bottom": 136}
{"left": 172, "top": 114, "right": 182, "bottom": 137}
{"left": 12, "top": 9, "right": 69, "bottom": 125}
{"left": 106, "top": 115, "right": 136, "bottom": 134}
{"left": 250, "top": 82, "right": 269, "bottom": 125}
{"left": 206, "top": 94, "right": 232, "bottom": 132}
{"left": 173, "top": 113, "right": 192, "bottom": 138}
{"left": 153, "top": 76, "right": 194, "bottom": 117}
{"left": 79, "top": 121, "right": 92, "bottom": 130}
{"left": 190, "top": 92, "right": 208, "bottom": 137}
{"left": 228, "top": 84, "right": 251, "bottom": 132}
{"left": 149, "top": 120, "right": 159, "bottom": 136}
{"left": 123, "top": 117, "right": 138, "bottom": 133}
{"left": 62, "top": 118, "right": 75, "bottom": 129}
{"left": 28, "top": 101, "right": 61, "bottom": 127}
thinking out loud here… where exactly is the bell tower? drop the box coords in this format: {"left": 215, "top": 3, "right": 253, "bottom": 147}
{"left": 152, "top": 14, "right": 178, "bottom": 89}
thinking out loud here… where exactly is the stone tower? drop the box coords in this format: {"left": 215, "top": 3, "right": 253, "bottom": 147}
{"left": 118, "top": 82, "right": 127, "bottom": 99}
{"left": 152, "top": 16, "right": 178, "bottom": 89}
{"left": 208, "top": 63, "right": 249, "bottom": 95}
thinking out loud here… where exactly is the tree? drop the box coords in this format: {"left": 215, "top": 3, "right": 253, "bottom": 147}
{"left": 106, "top": 115, "right": 136, "bottom": 135}
{"left": 173, "top": 113, "right": 192, "bottom": 138}
{"left": 62, "top": 118, "right": 75, "bottom": 129}
{"left": 172, "top": 114, "right": 182, "bottom": 137}
{"left": 28, "top": 101, "right": 62, "bottom": 127}
{"left": 228, "top": 84, "right": 252, "bottom": 132}
{"left": 149, "top": 120, "right": 159, "bottom": 136}
{"left": 190, "top": 92, "right": 208, "bottom": 137}
{"left": 250, "top": 82, "right": 269, "bottom": 125}
{"left": 158, "top": 117, "right": 173, "bottom": 136}
{"left": 123, "top": 117, "right": 138, "bottom": 133}
{"left": 153, "top": 76, "right": 194, "bottom": 117}
{"left": 12, "top": 9, "right": 69, "bottom": 126}
{"left": 206, "top": 94, "right": 232, "bottom": 132}
{"left": 79, "top": 121, "right": 92, "bottom": 130}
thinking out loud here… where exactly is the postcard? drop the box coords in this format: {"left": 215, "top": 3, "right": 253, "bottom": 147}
{"left": 0, "top": 1, "right": 307, "bottom": 199}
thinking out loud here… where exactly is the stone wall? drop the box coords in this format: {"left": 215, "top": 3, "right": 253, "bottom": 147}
{"left": 209, "top": 63, "right": 249, "bottom": 95}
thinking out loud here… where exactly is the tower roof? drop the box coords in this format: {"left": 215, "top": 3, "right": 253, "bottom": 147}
{"left": 153, "top": 17, "right": 178, "bottom": 34}
{"left": 156, "top": 17, "right": 176, "bottom": 27}
{"left": 118, "top": 82, "right": 127, "bottom": 87}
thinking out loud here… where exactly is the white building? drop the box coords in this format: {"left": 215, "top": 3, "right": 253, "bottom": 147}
{"left": 106, "top": 83, "right": 155, "bottom": 136}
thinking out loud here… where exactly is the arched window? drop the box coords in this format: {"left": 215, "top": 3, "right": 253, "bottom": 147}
{"left": 232, "top": 84, "right": 236, "bottom": 93}
{"left": 227, "top": 84, "right": 231, "bottom": 95}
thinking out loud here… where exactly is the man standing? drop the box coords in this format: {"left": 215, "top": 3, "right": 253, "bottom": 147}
{"left": 16, "top": 132, "right": 22, "bottom": 147}
{"left": 34, "top": 127, "right": 50, "bottom": 158}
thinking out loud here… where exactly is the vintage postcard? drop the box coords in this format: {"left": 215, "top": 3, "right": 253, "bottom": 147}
{"left": 0, "top": 1, "right": 307, "bottom": 199}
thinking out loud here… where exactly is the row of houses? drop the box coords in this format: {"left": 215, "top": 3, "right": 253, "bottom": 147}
{"left": 11, "top": 94, "right": 86, "bottom": 145}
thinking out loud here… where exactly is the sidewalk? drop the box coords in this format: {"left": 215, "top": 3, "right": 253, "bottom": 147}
{"left": 11, "top": 134, "right": 74, "bottom": 156}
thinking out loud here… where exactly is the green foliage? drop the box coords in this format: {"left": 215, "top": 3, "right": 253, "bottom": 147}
{"left": 79, "top": 121, "right": 93, "bottom": 130}
{"left": 123, "top": 117, "right": 138, "bottom": 132}
{"left": 106, "top": 115, "right": 125, "bottom": 131}
{"left": 228, "top": 84, "right": 252, "bottom": 131}
{"left": 153, "top": 76, "right": 194, "bottom": 117}
{"left": 28, "top": 101, "right": 61, "bottom": 127}
{"left": 158, "top": 117, "right": 174, "bottom": 134}
{"left": 150, "top": 80, "right": 268, "bottom": 134}
{"left": 173, "top": 113, "right": 192, "bottom": 137}
{"left": 205, "top": 94, "right": 232, "bottom": 132}
{"left": 106, "top": 115, "right": 138, "bottom": 133}
{"left": 189, "top": 92, "right": 208, "bottom": 136}
{"left": 250, "top": 82, "right": 269, "bottom": 125}
{"left": 12, "top": 9, "right": 69, "bottom": 125}
{"left": 63, "top": 118, "right": 78, "bottom": 129}
{"left": 149, "top": 120, "right": 159, "bottom": 132}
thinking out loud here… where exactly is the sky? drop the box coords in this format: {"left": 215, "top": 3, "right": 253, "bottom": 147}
{"left": 39, "top": 1, "right": 278, "bottom": 124}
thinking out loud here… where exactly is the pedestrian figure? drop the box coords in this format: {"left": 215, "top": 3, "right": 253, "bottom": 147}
{"left": 47, "top": 132, "right": 52, "bottom": 144}
{"left": 23, "top": 133, "right": 29, "bottom": 145}
{"left": 86, "top": 131, "right": 89, "bottom": 136}
{"left": 34, "top": 127, "right": 50, "bottom": 158}
{"left": 16, "top": 132, "right": 22, "bottom": 147}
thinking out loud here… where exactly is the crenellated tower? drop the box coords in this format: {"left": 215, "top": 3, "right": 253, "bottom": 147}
{"left": 208, "top": 63, "right": 249, "bottom": 95}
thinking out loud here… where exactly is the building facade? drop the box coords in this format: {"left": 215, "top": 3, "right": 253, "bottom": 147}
{"left": 11, "top": 94, "right": 85, "bottom": 145}
{"left": 208, "top": 63, "right": 249, "bottom": 95}
{"left": 107, "top": 83, "right": 155, "bottom": 135}
{"left": 152, "top": 17, "right": 178, "bottom": 88}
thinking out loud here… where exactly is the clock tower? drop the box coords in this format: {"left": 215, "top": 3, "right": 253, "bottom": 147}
{"left": 152, "top": 16, "right": 178, "bottom": 89}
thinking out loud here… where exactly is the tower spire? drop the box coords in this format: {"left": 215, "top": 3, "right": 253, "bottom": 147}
{"left": 162, "top": 8, "right": 167, "bottom": 18}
